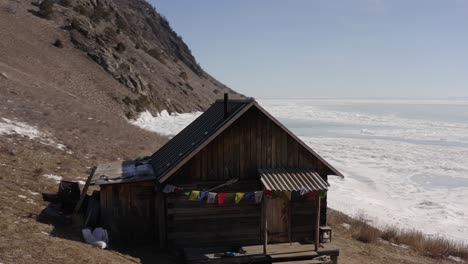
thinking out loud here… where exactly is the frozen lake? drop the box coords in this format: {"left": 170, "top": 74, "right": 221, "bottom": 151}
{"left": 133, "top": 99, "right": 468, "bottom": 242}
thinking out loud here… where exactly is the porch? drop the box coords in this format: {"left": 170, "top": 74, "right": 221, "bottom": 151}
{"left": 184, "top": 242, "right": 339, "bottom": 264}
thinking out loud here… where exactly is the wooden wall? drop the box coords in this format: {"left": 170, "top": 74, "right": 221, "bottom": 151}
{"left": 100, "top": 181, "right": 159, "bottom": 244}
{"left": 171, "top": 106, "right": 333, "bottom": 182}
{"left": 164, "top": 180, "right": 262, "bottom": 247}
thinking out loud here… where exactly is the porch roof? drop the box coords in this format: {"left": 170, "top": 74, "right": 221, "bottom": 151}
{"left": 259, "top": 168, "right": 329, "bottom": 192}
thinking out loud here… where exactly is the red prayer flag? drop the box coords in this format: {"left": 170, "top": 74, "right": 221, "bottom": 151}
{"left": 307, "top": 191, "right": 318, "bottom": 201}
{"left": 264, "top": 190, "right": 273, "bottom": 197}
{"left": 218, "top": 192, "right": 227, "bottom": 205}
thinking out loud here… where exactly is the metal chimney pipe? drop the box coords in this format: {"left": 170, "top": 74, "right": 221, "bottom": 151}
{"left": 224, "top": 93, "right": 229, "bottom": 118}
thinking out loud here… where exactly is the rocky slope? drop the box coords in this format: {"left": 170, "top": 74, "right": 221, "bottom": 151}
{"left": 38, "top": 0, "right": 241, "bottom": 117}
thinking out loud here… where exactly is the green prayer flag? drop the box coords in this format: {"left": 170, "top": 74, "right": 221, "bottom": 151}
{"left": 226, "top": 193, "right": 235, "bottom": 202}
{"left": 319, "top": 190, "right": 327, "bottom": 198}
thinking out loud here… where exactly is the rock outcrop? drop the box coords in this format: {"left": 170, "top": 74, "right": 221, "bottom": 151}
{"left": 48, "top": 0, "right": 242, "bottom": 117}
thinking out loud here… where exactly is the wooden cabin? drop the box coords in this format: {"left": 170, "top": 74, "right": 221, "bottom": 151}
{"left": 89, "top": 96, "right": 343, "bottom": 263}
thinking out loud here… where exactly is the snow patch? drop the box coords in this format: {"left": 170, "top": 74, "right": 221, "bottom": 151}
{"left": 448, "top": 255, "right": 465, "bottom": 263}
{"left": 43, "top": 174, "right": 63, "bottom": 183}
{"left": 131, "top": 110, "right": 202, "bottom": 137}
{"left": 0, "top": 118, "right": 72, "bottom": 153}
{"left": 28, "top": 190, "right": 39, "bottom": 196}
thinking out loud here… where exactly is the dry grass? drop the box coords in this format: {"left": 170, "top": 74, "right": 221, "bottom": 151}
{"left": 328, "top": 209, "right": 468, "bottom": 261}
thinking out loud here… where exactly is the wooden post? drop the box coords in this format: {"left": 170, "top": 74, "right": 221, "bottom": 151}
{"left": 157, "top": 192, "right": 167, "bottom": 249}
{"left": 262, "top": 196, "right": 268, "bottom": 254}
{"left": 314, "top": 194, "right": 321, "bottom": 252}
{"left": 72, "top": 167, "right": 96, "bottom": 224}
{"left": 288, "top": 201, "right": 292, "bottom": 245}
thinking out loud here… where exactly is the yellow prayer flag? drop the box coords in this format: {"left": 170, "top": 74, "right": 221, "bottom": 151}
{"left": 284, "top": 191, "right": 292, "bottom": 201}
{"left": 188, "top": 190, "right": 200, "bottom": 201}
{"left": 235, "top": 192, "right": 245, "bottom": 204}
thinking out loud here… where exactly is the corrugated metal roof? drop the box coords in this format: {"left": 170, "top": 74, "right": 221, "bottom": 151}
{"left": 91, "top": 160, "right": 155, "bottom": 185}
{"left": 151, "top": 99, "right": 254, "bottom": 181}
{"left": 259, "top": 168, "right": 329, "bottom": 192}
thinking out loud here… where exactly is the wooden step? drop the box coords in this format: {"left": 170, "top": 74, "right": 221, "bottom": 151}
{"left": 274, "top": 260, "right": 332, "bottom": 264}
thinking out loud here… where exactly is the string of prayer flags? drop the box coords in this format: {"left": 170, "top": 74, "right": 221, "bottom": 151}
{"left": 235, "top": 192, "right": 245, "bottom": 204}
{"left": 199, "top": 191, "right": 208, "bottom": 201}
{"left": 254, "top": 191, "right": 263, "bottom": 204}
{"left": 284, "top": 191, "right": 292, "bottom": 201}
{"left": 207, "top": 192, "right": 217, "bottom": 204}
{"left": 162, "top": 184, "right": 176, "bottom": 193}
{"left": 218, "top": 192, "right": 227, "bottom": 205}
{"left": 307, "top": 191, "right": 318, "bottom": 201}
{"left": 188, "top": 190, "right": 200, "bottom": 201}
{"left": 245, "top": 192, "right": 254, "bottom": 202}
{"left": 226, "top": 193, "right": 235, "bottom": 203}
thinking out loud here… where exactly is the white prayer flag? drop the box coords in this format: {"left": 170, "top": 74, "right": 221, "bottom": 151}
{"left": 300, "top": 187, "right": 308, "bottom": 196}
{"left": 254, "top": 191, "right": 263, "bottom": 204}
{"left": 162, "top": 184, "right": 176, "bottom": 193}
{"left": 207, "top": 192, "right": 217, "bottom": 204}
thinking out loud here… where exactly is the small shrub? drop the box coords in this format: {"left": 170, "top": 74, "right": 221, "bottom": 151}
{"left": 103, "top": 27, "right": 117, "bottom": 42}
{"left": 380, "top": 227, "right": 398, "bottom": 242}
{"left": 53, "top": 39, "right": 64, "bottom": 48}
{"left": 115, "top": 14, "right": 129, "bottom": 31}
{"left": 73, "top": 5, "right": 90, "bottom": 16}
{"left": 115, "top": 42, "right": 126, "bottom": 53}
{"left": 39, "top": 0, "right": 54, "bottom": 19}
{"left": 33, "top": 167, "right": 44, "bottom": 176}
{"left": 58, "top": 0, "right": 71, "bottom": 7}
{"left": 352, "top": 219, "right": 380, "bottom": 244}
{"left": 91, "top": 2, "right": 110, "bottom": 22}
{"left": 147, "top": 48, "right": 166, "bottom": 64}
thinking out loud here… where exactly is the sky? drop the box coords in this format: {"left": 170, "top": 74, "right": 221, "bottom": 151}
{"left": 150, "top": 0, "right": 468, "bottom": 99}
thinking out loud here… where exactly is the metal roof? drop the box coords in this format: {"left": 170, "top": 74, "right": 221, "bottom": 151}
{"left": 151, "top": 99, "right": 255, "bottom": 182}
{"left": 91, "top": 160, "right": 155, "bottom": 185}
{"left": 259, "top": 168, "right": 329, "bottom": 192}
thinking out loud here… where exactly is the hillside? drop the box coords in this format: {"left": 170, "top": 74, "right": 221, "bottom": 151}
{"left": 0, "top": 0, "right": 464, "bottom": 263}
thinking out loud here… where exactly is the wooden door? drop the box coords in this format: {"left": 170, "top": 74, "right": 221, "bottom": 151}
{"left": 265, "top": 196, "right": 290, "bottom": 243}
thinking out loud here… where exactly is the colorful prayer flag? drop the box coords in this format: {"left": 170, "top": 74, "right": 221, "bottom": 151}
{"left": 245, "top": 192, "right": 254, "bottom": 202}
{"left": 207, "top": 192, "right": 217, "bottom": 204}
{"left": 272, "top": 191, "right": 282, "bottom": 199}
{"left": 291, "top": 191, "right": 301, "bottom": 201}
{"left": 199, "top": 191, "right": 208, "bottom": 201}
{"left": 188, "top": 190, "right": 200, "bottom": 201}
{"left": 307, "top": 191, "right": 318, "bottom": 201}
{"left": 254, "top": 191, "right": 263, "bottom": 204}
{"left": 235, "top": 192, "right": 245, "bottom": 204}
{"left": 218, "top": 192, "right": 227, "bottom": 205}
{"left": 284, "top": 191, "right": 292, "bottom": 201}
{"left": 162, "top": 184, "right": 176, "bottom": 193}
{"left": 319, "top": 190, "right": 327, "bottom": 198}
{"left": 226, "top": 193, "right": 235, "bottom": 203}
